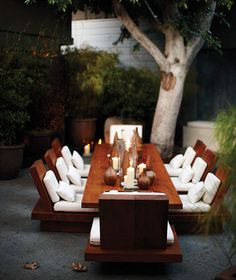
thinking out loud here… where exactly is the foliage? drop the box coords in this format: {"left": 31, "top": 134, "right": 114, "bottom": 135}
{"left": 213, "top": 107, "right": 236, "bottom": 265}
{"left": 23, "top": 49, "right": 65, "bottom": 131}
{"left": 101, "top": 67, "right": 159, "bottom": 122}
{"left": 26, "top": 0, "right": 234, "bottom": 50}
{"left": 64, "top": 47, "right": 118, "bottom": 119}
{"left": 0, "top": 47, "right": 32, "bottom": 145}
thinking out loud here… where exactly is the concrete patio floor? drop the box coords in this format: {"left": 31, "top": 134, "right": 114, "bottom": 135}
{"left": 0, "top": 169, "right": 234, "bottom": 280}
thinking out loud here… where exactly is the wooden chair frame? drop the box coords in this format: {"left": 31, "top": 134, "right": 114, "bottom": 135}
{"left": 169, "top": 165, "right": 229, "bottom": 233}
{"left": 44, "top": 148, "right": 60, "bottom": 182}
{"left": 30, "top": 159, "right": 97, "bottom": 233}
{"left": 51, "top": 137, "right": 62, "bottom": 157}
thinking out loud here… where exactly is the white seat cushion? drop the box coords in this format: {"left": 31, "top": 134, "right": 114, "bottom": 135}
{"left": 67, "top": 165, "right": 82, "bottom": 186}
{"left": 54, "top": 194, "right": 98, "bottom": 212}
{"left": 164, "top": 164, "right": 183, "bottom": 177}
{"left": 56, "top": 157, "right": 70, "bottom": 184}
{"left": 61, "top": 145, "right": 73, "bottom": 168}
{"left": 43, "top": 170, "right": 60, "bottom": 203}
{"left": 57, "top": 181, "right": 76, "bottom": 202}
{"left": 72, "top": 150, "right": 84, "bottom": 170}
{"left": 182, "top": 147, "right": 196, "bottom": 168}
{"left": 89, "top": 217, "right": 174, "bottom": 246}
{"left": 191, "top": 157, "right": 207, "bottom": 183}
{"left": 179, "top": 165, "right": 194, "bottom": 183}
{"left": 169, "top": 195, "right": 211, "bottom": 213}
{"left": 203, "top": 173, "right": 221, "bottom": 204}
{"left": 187, "top": 181, "right": 205, "bottom": 203}
{"left": 77, "top": 164, "right": 91, "bottom": 177}
{"left": 171, "top": 177, "right": 195, "bottom": 192}
{"left": 169, "top": 154, "right": 184, "bottom": 169}
{"left": 70, "top": 178, "right": 87, "bottom": 194}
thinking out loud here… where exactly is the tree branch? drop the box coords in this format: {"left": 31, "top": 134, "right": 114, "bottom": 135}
{"left": 112, "top": 0, "right": 167, "bottom": 69}
{"left": 186, "top": 1, "right": 217, "bottom": 66}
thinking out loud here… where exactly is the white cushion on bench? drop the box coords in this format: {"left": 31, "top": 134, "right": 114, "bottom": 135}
{"left": 61, "top": 145, "right": 73, "bottom": 168}
{"left": 182, "top": 147, "right": 196, "bottom": 168}
{"left": 56, "top": 157, "right": 70, "bottom": 184}
{"left": 171, "top": 177, "right": 195, "bottom": 192}
{"left": 203, "top": 173, "right": 221, "bottom": 204}
{"left": 191, "top": 157, "right": 207, "bottom": 183}
{"left": 43, "top": 170, "right": 60, "bottom": 203}
{"left": 89, "top": 217, "right": 174, "bottom": 246}
{"left": 54, "top": 194, "right": 98, "bottom": 212}
{"left": 77, "top": 164, "right": 91, "bottom": 178}
{"left": 169, "top": 195, "right": 211, "bottom": 213}
{"left": 71, "top": 178, "right": 87, "bottom": 194}
{"left": 169, "top": 154, "right": 184, "bottom": 169}
{"left": 164, "top": 164, "right": 183, "bottom": 177}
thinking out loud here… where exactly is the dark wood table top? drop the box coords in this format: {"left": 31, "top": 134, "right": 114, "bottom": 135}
{"left": 82, "top": 143, "right": 182, "bottom": 209}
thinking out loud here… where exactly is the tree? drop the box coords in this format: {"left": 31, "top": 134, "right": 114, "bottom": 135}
{"left": 26, "top": 0, "right": 233, "bottom": 157}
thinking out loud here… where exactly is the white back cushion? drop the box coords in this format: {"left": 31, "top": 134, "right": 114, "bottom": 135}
{"left": 72, "top": 150, "right": 84, "bottom": 170}
{"left": 61, "top": 146, "right": 73, "bottom": 168}
{"left": 192, "top": 157, "right": 207, "bottom": 183}
{"left": 43, "top": 170, "right": 60, "bottom": 203}
{"left": 203, "top": 173, "right": 221, "bottom": 204}
{"left": 56, "top": 157, "right": 70, "bottom": 184}
{"left": 67, "top": 165, "right": 82, "bottom": 186}
{"left": 169, "top": 154, "right": 184, "bottom": 169}
{"left": 188, "top": 181, "right": 205, "bottom": 203}
{"left": 179, "top": 165, "right": 194, "bottom": 183}
{"left": 57, "top": 181, "right": 76, "bottom": 202}
{"left": 182, "top": 147, "right": 196, "bottom": 168}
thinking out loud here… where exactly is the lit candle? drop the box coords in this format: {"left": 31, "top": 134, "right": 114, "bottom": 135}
{"left": 112, "top": 156, "right": 119, "bottom": 170}
{"left": 126, "top": 166, "right": 134, "bottom": 188}
{"left": 98, "top": 138, "right": 102, "bottom": 144}
{"left": 84, "top": 144, "right": 90, "bottom": 156}
{"left": 138, "top": 163, "right": 146, "bottom": 174}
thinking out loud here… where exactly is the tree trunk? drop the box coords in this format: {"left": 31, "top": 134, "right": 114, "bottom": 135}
{"left": 151, "top": 66, "right": 187, "bottom": 158}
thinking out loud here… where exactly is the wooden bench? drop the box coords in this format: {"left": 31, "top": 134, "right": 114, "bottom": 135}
{"left": 51, "top": 137, "right": 62, "bottom": 157}
{"left": 44, "top": 148, "right": 60, "bottom": 181}
{"left": 85, "top": 193, "right": 182, "bottom": 263}
{"left": 30, "top": 159, "right": 97, "bottom": 233}
{"left": 169, "top": 165, "right": 229, "bottom": 233}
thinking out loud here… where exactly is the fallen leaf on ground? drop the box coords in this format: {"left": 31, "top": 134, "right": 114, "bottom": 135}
{"left": 71, "top": 262, "right": 87, "bottom": 272}
{"left": 23, "top": 261, "right": 40, "bottom": 270}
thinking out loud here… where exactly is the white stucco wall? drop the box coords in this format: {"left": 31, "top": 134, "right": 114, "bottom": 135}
{"left": 71, "top": 18, "right": 157, "bottom": 69}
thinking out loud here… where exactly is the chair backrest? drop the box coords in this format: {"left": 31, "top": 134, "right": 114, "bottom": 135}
{"left": 211, "top": 165, "right": 229, "bottom": 208}
{"left": 201, "top": 149, "right": 218, "bottom": 180}
{"left": 30, "top": 159, "right": 53, "bottom": 211}
{"left": 193, "top": 139, "right": 206, "bottom": 160}
{"left": 44, "top": 149, "right": 60, "bottom": 181}
{"left": 99, "top": 192, "right": 169, "bottom": 250}
{"left": 51, "top": 138, "right": 62, "bottom": 157}
{"left": 109, "top": 124, "right": 143, "bottom": 144}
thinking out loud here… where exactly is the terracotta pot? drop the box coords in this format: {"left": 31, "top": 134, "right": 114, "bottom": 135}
{"left": 70, "top": 118, "right": 97, "bottom": 147}
{"left": 0, "top": 144, "right": 24, "bottom": 180}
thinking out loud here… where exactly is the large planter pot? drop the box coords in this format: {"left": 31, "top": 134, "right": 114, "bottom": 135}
{"left": 0, "top": 144, "right": 24, "bottom": 180}
{"left": 23, "top": 130, "right": 53, "bottom": 159}
{"left": 70, "top": 118, "right": 97, "bottom": 147}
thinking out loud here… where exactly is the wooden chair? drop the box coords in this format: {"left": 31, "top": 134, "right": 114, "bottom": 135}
{"left": 51, "top": 137, "right": 62, "bottom": 157}
{"left": 44, "top": 148, "right": 60, "bottom": 181}
{"left": 30, "top": 159, "right": 96, "bottom": 233}
{"left": 201, "top": 149, "right": 218, "bottom": 181}
{"left": 169, "top": 165, "right": 229, "bottom": 233}
{"left": 192, "top": 139, "right": 206, "bottom": 162}
{"left": 85, "top": 192, "right": 182, "bottom": 263}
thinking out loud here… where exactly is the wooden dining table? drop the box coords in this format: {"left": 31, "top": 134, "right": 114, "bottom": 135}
{"left": 82, "top": 143, "right": 182, "bottom": 209}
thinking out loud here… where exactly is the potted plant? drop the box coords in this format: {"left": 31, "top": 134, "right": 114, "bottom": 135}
{"left": 64, "top": 47, "right": 117, "bottom": 147}
{"left": 0, "top": 47, "right": 32, "bottom": 179}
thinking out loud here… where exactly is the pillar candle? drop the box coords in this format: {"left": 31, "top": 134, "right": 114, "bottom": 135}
{"left": 112, "top": 156, "right": 119, "bottom": 170}
{"left": 138, "top": 163, "right": 146, "bottom": 174}
{"left": 126, "top": 166, "right": 134, "bottom": 188}
{"left": 84, "top": 144, "right": 90, "bottom": 156}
